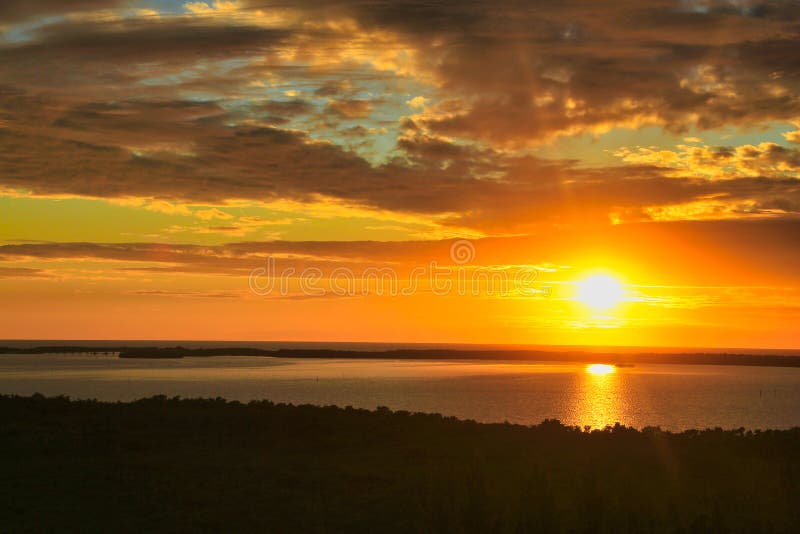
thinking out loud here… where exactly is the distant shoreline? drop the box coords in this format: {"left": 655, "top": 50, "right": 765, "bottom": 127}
{"left": 3, "top": 345, "right": 800, "bottom": 367}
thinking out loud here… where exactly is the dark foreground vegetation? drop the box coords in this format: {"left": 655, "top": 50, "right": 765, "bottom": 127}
{"left": 1, "top": 396, "right": 799, "bottom": 533}
{"left": 4, "top": 344, "right": 800, "bottom": 367}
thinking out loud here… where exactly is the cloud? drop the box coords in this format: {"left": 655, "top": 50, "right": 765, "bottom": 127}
{"left": 16, "top": 17, "right": 291, "bottom": 62}
{"left": 1, "top": 92, "right": 799, "bottom": 231}
{"left": 144, "top": 200, "right": 193, "bottom": 216}
{"left": 5, "top": 1, "right": 800, "bottom": 146}
{"left": 257, "top": 98, "right": 314, "bottom": 117}
{"left": 161, "top": 0, "right": 800, "bottom": 145}
{"left": 615, "top": 142, "right": 800, "bottom": 180}
{"left": 324, "top": 99, "right": 374, "bottom": 119}
{"left": 195, "top": 208, "right": 234, "bottom": 220}
{"left": 0, "top": 0, "right": 126, "bottom": 23}
{"left": 1, "top": 219, "right": 798, "bottom": 285}
{"left": 0, "top": 1, "right": 799, "bottom": 232}
{"left": 406, "top": 96, "right": 429, "bottom": 110}
{"left": 129, "top": 289, "right": 244, "bottom": 299}
{"left": 0, "top": 267, "right": 50, "bottom": 278}
{"left": 784, "top": 121, "right": 800, "bottom": 144}
{"left": 184, "top": 2, "right": 243, "bottom": 16}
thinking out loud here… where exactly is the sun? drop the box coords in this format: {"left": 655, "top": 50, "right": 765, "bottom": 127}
{"left": 575, "top": 274, "right": 625, "bottom": 311}
{"left": 586, "top": 363, "right": 615, "bottom": 375}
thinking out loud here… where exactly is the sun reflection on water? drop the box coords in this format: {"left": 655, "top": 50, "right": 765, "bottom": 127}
{"left": 574, "top": 363, "right": 627, "bottom": 429}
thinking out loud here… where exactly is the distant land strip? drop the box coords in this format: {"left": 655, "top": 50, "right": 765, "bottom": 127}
{"left": 2, "top": 346, "right": 800, "bottom": 367}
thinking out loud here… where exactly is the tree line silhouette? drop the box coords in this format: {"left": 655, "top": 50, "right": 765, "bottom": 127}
{"left": 1, "top": 394, "right": 798, "bottom": 532}
{"left": 3, "top": 345, "right": 800, "bottom": 367}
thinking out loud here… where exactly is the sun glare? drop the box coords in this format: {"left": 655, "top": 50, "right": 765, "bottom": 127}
{"left": 586, "top": 363, "right": 615, "bottom": 375}
{"left": 575, "top": 274, "right": 625, "bottom": 310}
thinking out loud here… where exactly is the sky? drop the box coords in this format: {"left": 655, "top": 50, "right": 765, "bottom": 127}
{"left": 0, "top": 0, "right": 798, "bottom": 348}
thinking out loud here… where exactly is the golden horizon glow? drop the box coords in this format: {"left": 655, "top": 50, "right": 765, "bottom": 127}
{"left": 0, "top": 1, "right": 799, "bottom": 348}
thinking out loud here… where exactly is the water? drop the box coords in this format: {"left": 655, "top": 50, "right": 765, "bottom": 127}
{"left": 1, "top": 354, "right": 798, "bottom": 430}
